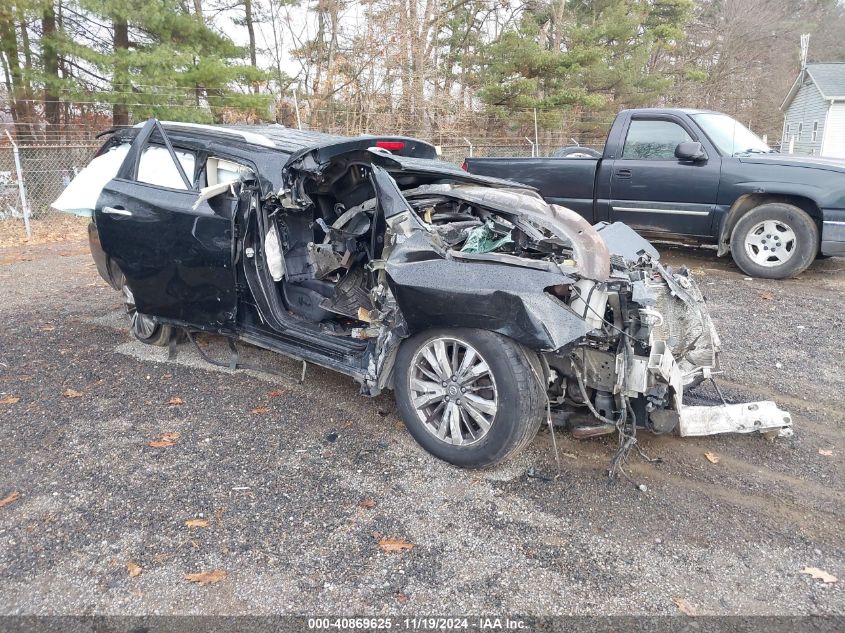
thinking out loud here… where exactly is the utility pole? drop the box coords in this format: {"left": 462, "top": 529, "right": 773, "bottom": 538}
{"left": 800, "top": 33, "right": 810, "bottom": 70}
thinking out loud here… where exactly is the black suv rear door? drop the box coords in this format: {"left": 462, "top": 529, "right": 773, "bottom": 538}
{"left": 94, "top": 119, "right": 238, "bottom": 329}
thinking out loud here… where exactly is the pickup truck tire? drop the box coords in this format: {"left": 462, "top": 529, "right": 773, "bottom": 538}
{"left": 729, "top": 203, "right": 818, "bottom": 279}
{"left": 394, "top": 328, "right": 544, "bottom": 468}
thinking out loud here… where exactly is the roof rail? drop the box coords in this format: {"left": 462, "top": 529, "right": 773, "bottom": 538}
{"left": 133, "top": 120, "right": 276, "bottom": 148}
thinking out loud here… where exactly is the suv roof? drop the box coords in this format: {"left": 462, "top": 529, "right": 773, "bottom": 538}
{"left": 135, "top": 120, "right": 434, "bottom": 158}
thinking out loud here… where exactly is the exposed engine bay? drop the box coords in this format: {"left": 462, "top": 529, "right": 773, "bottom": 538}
{"left": 251, "top": 149, "right": 792, "bottom": 457}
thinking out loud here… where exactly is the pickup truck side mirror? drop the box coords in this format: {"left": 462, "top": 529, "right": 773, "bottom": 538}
{"left": 675, "top": 141, "right": 707, "bottom": 162}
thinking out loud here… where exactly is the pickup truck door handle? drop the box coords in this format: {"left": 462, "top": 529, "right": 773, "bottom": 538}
{"left": 615, "top": 169, "right": 632, "bottom": 179}
{"left": 102, "top": 206, "right": 132, "bottom": 217}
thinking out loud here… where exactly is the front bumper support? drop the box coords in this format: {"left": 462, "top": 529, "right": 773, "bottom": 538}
{"left": 679, "top": 401, "right": 793, "bottom": 438}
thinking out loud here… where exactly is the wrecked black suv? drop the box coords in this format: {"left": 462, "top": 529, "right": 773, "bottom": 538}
{"left": 58, "top": 119, "right": 793, "bottom": 468}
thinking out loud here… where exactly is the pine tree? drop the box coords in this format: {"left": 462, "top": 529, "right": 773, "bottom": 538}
{"left": 475, "top": 0, "right": 693, "bottom": 134}
{"left": 76, "top": 0, "right": 270, "bottom": 124}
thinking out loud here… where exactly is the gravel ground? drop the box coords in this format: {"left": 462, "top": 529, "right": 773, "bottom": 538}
{"left": 0, "top": 239, "right": 843, "bottom": 617}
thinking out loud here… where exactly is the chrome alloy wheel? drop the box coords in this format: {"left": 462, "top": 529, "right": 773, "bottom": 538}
{"left": 743, "top": 219, "right": 797, "bottom": 267}
{"left": 408, "top": 337, "right": 498, "bottom": 446}
{"left": 122, "top": 285, "right": 158, "bottom": 339}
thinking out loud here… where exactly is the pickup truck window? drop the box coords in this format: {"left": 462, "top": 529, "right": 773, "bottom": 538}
{"left": 621, "top": 120, "right": 692, "bottom": 160}
{"left": 691, "top": 112, "right": 770, "bottom": 156}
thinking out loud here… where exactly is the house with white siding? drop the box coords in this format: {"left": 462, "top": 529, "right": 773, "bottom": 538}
{"left": 780, "top": 63, "right": 845, "bottom": 158}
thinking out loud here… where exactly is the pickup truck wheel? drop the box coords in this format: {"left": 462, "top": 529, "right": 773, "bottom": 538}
{"left": 122, "top": 285, "right": 173, "bottom": 346}
{"left": 730, "top": 203, "right": 818, "bottom": 279}
{"left": 393, "top": 328, "right": 545, "bottom": 468}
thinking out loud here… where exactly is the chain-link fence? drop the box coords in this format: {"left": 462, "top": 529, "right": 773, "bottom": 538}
{"left": 0, "top": 140, "right": 99, "bottom": 244}
{"left": 2, "top": 136, "right": 604, "bottom": 244}
{"left": 440, "top": 137, "right": 607, "bottom": 163}
{"left": 0, "top": 126, "right": 678, "bottom": 243}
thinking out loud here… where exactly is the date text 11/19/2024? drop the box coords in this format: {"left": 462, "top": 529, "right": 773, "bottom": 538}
{"left": 307, "top": 617, "right": 527, "bottom": 630}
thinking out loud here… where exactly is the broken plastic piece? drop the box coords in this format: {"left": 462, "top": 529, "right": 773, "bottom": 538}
{"left": 460, "top": 220, "right": 513, "bottom": 254}
{"left": 678, "top": 401, "right": 793, "bottom": 438}
{"left": 191, "top": 182, "right": 232, "bottom": 210}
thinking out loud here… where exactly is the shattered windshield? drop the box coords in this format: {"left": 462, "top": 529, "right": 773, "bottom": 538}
{"left": 691, "top": 113, "right": 773, "bottom": 156}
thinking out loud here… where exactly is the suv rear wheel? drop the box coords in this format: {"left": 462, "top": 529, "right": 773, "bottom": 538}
{"left": 730, "top": 203, "right": 818, "bottom": 279}
{"left": 122, "top": 285, "right": 173, "bottom": 346}
{"left": 394, "top": 328, "right": 545, "bottom": 468}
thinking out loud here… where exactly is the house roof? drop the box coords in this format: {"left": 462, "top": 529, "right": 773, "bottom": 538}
{"left": 780, "top": 62, "right": 845, "bottom": 111}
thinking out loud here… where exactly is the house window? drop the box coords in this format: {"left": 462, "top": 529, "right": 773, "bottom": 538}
{"left": 812, "top": 121, "right": 818, "bottom": 142}
{"left": 798, "top": 122, "right": 803, "bottom": 138}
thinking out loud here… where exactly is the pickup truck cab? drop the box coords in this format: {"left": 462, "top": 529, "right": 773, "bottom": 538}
{"left": 464, "top": 108, "right": 845, "bottom": 279}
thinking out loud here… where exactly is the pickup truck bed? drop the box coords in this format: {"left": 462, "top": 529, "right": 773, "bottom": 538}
{"left": 467, "top": 157, "right": 600, "bottom": 221}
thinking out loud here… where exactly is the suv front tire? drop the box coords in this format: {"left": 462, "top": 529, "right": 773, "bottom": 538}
{"left": 394, "top": 328, "right": 545, "bottom": 468}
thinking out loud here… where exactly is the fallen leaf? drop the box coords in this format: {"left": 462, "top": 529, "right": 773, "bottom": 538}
{"left": 704, "top": 451, "right": 720, "bottom": 464}
{"left": 818, "top": 449, "right": 833, "bottom": 457}
{"left": 378, "top": 537, "right": 415, "bottom": 553}
{"left": 359, "top": 498, "right": 376, "bottom": 509}
{"left": 167, "top": 397, "right": 184, "bottom": 406}
{"left": 268, "top": 389, "right": 286, "bottom": 398}
{"left": 672, "top": 596, "right": 697, "bottom": 616}
{"left": 152, "top": 552, "right": 172, "bottom": 563}
{"left": 0, "top": 491, "right": 20, "bottom": 509}
{"left": 62, "top": 388, "right": 83, "bottom": 398}
{"left": 41, "top": 325, "right": 56, "bottom": 331}
{"left": 126, "top": 561, "right": 142, "bottom": 577}
{"left": 185, "top": 518, "right": 209, "bottom": 528}
{"left": 161, "top": 373, "right": 173, "bottom": 380}
{"left": 0, "top": 395, "right": 20, "bottom": 405}
{"left": 184, "top": 570, "right": 226, "bottom": 585}
{"left": 250, "top": 406, "right": 270, "bottom": 415}
{"left": 149, "top": 432, "right": 181, "bottom": 448}
{"left": 760, "top": 291, "right": 774, "bottom": 300}
{"left": 395, "top": 592, "right": 409, "bottom": 604}
{"left": 800, "top": 567, "right": 837, "bottom": 583}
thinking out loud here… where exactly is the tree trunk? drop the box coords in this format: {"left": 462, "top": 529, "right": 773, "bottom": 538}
{"left": 113, "top": 17, "right": 129, "bottom": 126}
{"left": 244, "top": 0, "right": 258, "bottom": 93}
{"left": 0, "top": 4, "right": 33, "bottom": 139}
{"left": 43, "top": 3, "right": 60, "bottom": 131}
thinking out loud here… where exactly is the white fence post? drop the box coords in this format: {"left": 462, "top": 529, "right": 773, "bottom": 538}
{"left": 4, "top": 130, "right": 31, "bottom": 239}
{"left": 525, "top": 137, "right": 535, "bottom": 157}
{"left": 462, "top": 137, "right": 473, "bottom": 158}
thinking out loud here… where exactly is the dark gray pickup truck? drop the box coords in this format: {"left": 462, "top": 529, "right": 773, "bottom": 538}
{"left": 464, "top": 108, "right": 845, "bottom": 278}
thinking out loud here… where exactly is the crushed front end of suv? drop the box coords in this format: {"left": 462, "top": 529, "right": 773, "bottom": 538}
{"left": 57, "top": 119, "right": 793, "bottom": 469}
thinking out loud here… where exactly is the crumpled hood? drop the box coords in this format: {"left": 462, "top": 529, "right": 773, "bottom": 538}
{"left": 405, "top": 184, "right": 619, "bottom": 280}
{"left": 738, "top": 153, "right": 845, "bottom": 174}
